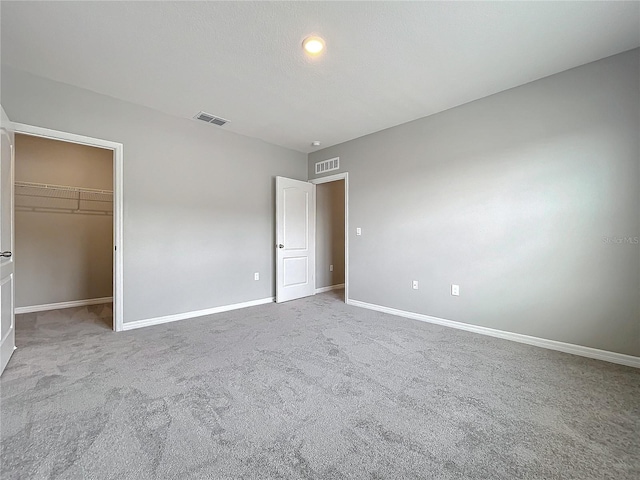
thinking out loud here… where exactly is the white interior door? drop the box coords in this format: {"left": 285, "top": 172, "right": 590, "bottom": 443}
{"left": 276, "top": 176, "right": 315, "bottom": 303}
{"left": 0, "top": 106, "right": 16, "bottom": 375}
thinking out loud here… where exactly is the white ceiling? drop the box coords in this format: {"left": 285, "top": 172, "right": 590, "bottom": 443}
{"left": 2, "top": 1, "right": 639, "bottom": 153}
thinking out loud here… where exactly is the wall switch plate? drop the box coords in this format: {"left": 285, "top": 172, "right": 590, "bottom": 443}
{"left": 451, "top": 284, "right": 459, "bottom": 296}
{"left": 254, "top": 272, "right": 260, "bottom": 281}
{"left": 356, "top": 227, "right": 362, "bottom": 236}
{"left": 412, "top": 280, "right": 419, "bottom": 290}
{"left": 330, "top": 265, "right": 334, "bottom": 272}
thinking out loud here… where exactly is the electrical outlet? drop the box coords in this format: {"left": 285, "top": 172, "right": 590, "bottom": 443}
{"left": 451, "top": 284, "right": 459, "bottom": 296}
{"left": 330, "top": 265, "right": 334, "bottom": 272}
{"left": 412, "top": 280, "right": 419, "bottom": 290}
{"left": 254, "top": 272, "right": 260, "bottom": 281}
{"left": 356, "top": 227, "right": 362, "bottom": 236}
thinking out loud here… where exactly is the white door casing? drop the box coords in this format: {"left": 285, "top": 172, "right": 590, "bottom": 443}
{"left": 276, "top": 176, "right": 315, "bottom": 303}
{"left": 12, "top": 123, "right": 124, "bottom": 332}
{"left": 0, "top": 105, "right": 16, "bottom": 375}
{"left": 310, "top": 172, "right": 349, "bottom": 302}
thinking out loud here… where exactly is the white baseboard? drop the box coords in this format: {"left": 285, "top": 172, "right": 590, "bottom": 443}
{"left": 315, "top": 283, "right": 345, "bottom": 294}
{"left": 347, "top": 299, "right": 640, "bottom": 368}
{"left": 15, "top": 297, "right": 113, "bottom": 314}
{"left": 122, "top": 297, "right": 275, "bottom": 331}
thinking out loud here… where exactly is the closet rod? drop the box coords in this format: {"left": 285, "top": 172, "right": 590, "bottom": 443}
{"left": 15, "top": 181, "right": 113, "bottom": 196}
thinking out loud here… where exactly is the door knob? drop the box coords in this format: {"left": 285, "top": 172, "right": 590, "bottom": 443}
{"left": 0, "top": 251, "right": 12, "bottom": 258}
{"left": 278, "top": 244, "right": 284, "bottom": 249}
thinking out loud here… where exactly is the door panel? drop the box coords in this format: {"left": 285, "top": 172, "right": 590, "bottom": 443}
{"left": 276, "top": 177, "right": 315, "bottom": 303}
{"left": 283, "top": 188, "right": 308, "bottom": 249}
{"left": 0, "top": 105, "right": 15, "bottom": 375}
{"left": 283, "top": 256, "right": 308, "bottom": 287}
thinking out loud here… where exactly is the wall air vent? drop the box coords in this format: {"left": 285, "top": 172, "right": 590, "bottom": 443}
{"left": 315, "top": 157, "right": 339, "bottom": 175}
{"left": 194, "top": 111, "right": 229, "bottom": 126}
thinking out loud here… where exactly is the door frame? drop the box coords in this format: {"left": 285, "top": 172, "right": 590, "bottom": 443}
{"left": 310, "top": 172, "right": 349, "bottom": 302}
{"left": 13, "top": 123, "right": 124, "bottom": 332}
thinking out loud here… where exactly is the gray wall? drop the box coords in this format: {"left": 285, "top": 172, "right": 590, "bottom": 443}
{"left": 316, "top": 180, "right": 345, "bottom": 288}
{"left": 309, "top": 49, "right": 640, "bottom": 357}
{"left": 2, "top": 66, "right": 307, "bottom": 323}
{"left": 14, "top": 134, "right": 113, "bottom": 307}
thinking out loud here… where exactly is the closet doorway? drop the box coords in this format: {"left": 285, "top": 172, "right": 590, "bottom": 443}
{"left": 13, "top": 124, "right": 123, "bottom": 331}
{"left": 311, "top": 173, "right": 348, "bottom": 302}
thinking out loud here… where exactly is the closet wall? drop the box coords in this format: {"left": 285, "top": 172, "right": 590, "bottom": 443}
{"left": 315, "top": 180, "right": 345, "bottom": 289}
{"left": 14, "top": 134, "right": 113, "bottom": 308}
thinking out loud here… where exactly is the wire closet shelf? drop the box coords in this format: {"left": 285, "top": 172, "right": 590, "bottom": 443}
{"left": 15, "top": 181, "right": 113, "bottom": 215}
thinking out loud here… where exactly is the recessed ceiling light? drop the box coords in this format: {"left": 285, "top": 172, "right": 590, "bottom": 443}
{"left": 312, "top": 141, "right": 321, "bottom": 147}
{"left": 302, "top": 36, "right": 325, "bottom": 56}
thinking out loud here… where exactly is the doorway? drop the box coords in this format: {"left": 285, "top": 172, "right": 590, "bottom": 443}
{"left": 13, "top": 123, "right": 123, "bottom": 331}
{"left": 311, "top": 173, "right": 349, "bottom": 302}
{"left": 274, "top": 173, "right": 349, "bottom": 304}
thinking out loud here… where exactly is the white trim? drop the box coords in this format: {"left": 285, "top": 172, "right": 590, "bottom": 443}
{"left": 347, "top": 299, "right": 640, "bottom": 368}
{"left": 15, "top": 297, "right": 113, "bottom": 314}
{"left": 315, "top": 283, "right": 345, "bottom": 294}
{"left": 311, "top": 172, "right": 349, "bottom": 303}
{"left": 13, "top": 123, "right": 124, "bottom": 332}
{"left": 13, "top": 123, "right": 118, "bottom": 149}
{"left": 311, "top": 172, "right": 346, "bottom": 185}
{"left": 122, "top": 297, "right": 274, "bottom": 331}
{"left": 113, "top": 142, "right": 124, "bottom": 332}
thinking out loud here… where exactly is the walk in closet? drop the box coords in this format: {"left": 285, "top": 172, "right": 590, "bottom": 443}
{"left": 14, "top": 134, "right": 113, "bottom": 311}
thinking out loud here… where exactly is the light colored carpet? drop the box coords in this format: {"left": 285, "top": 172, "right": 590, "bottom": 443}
{"left": 1, "top": 290, "right": 638, "bottom": 479}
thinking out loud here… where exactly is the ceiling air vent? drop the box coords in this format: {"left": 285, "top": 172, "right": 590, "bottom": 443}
{"left": 315, "top": 157, "right": 339, "bottom": 175}
{"left": 194, "top": 111, "right": 229, "bottom": 126}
